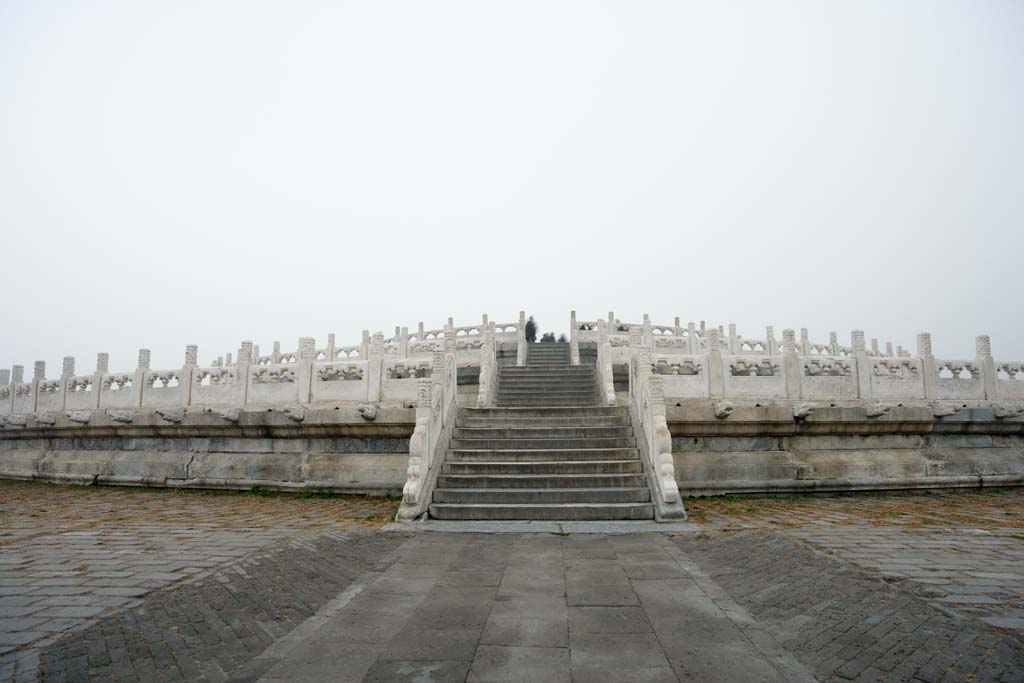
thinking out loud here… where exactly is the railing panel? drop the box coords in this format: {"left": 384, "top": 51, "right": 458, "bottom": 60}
{"left": 141, "top": 370, "right": 185, "bottom": 408}
{"left": 870, "top": 358, "right": 925, "bottom": 400}
{"left": 311, "top": 361, "right": 368, "bottom": 403}
{"left": 722, "top": 355, "right": 786, "bottom": 399}
{"left": 247, "top": 364, "right": 300, "bottom": 405}
{"left": 98, "top": 374, "right": 136, "bottom": 409}
{"left": 191, "top": 367, "right": 240, "bottom": 407}
{"left": 65, "top": 376, "right": 96, "bottom": 411}
{"left": 800, "top": 357, "right": 857, "bottom": 400}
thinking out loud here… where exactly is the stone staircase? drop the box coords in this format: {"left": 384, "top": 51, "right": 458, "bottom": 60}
{"left": 429, "top": 342, "right": 654, "bottom": 520}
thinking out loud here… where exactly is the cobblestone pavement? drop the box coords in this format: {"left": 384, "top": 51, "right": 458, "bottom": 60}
{"left": 673, "top": 531, "right": 1024, "bottom": 682}
{"left": 0, "top": 480, "right": 401, "bottom": 681}
{"left": 687, "top": 489, "right": 1024, "bottom": 632}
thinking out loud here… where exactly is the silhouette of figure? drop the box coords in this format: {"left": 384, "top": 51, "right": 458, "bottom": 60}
{"left": 525, "top": 316, "right": 537, "bottom": 343}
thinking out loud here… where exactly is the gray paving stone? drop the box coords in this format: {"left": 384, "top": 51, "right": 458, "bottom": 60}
{"left": 379, "top": 627, "right": 482, "bottom": 661}
{"left": 568, "top": 607, "right": 652, "bottom": 634}
{"left": 566, "top": 585, "right": 640, "bottom": 607}
{"left": 569, "top": 632, "right": 671, "bottom": 670}
{"left": 362, "top": 659, "right": 471, "bottom": 683}
{"left": 480, "top": 616, "right": 569, "bottom": 648}
{"left": 467, "top": 644, "right": 571, "bottom": 683}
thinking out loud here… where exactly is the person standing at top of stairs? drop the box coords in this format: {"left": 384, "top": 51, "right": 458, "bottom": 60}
{"left": 525, "top": 316, "right": 537, "bottom": 344}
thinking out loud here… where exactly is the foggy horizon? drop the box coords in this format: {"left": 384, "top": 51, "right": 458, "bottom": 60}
{"left": 2, "top": 1, "right": 1022, "bottom": 374}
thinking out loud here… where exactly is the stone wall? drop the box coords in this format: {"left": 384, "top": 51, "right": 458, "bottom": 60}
{"left": 667, "top": 404, "right": 1024, "bottom": 496}
{"left": 0, "top": 407, "right": 415, "bottom": 494}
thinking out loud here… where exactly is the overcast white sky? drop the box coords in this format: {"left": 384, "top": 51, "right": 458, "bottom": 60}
{"left": 1, "top": 0, "right": 1022, "bottom": 374}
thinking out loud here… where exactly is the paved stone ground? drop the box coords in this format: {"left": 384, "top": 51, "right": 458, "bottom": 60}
{"left": 2, "top": 481, "right": 1024, "bottom": 682}
{"left": 0, "top": 480, "right": 401, "bottom": 681}
{"left": 688, "top": 489, "right": 1024, "bottom": 632}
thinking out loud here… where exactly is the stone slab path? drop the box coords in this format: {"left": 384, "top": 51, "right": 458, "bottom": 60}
{"left": 242, "top": 532, "right": 815, "bottom": 683}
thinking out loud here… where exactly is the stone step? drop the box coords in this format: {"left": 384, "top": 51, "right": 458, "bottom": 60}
{"left": 457, "top": 416, "right": 630, "bottom": 428}
{"left": 452, "top": 426, "right": 633, "bottom": 440}
{"left": 463, "top": 406, "right": 628, "bottom": 418}
{"left": 499, "top": 371, "right": 595, "bottom": 378}
{"left": 432, "top": 487, "right": 651, "bottom": 504}
{"left": 443, "top": 460, "right": 643, "bottom": 475}
{"left": 451, "top": 435, "right": 635, "bottom": 449}
{"left": 448, "top": 448, "right": 638, "bottom": 462}
{"left": 437, "top": 473, "right": 646, "bottom": 489}
{"left": 496, "top": 392, "right": 597, "bottom": 400}
{"left": 497, "top": 386, "right": 596, "bottom": 393}
{"left": 494, "top": 400, "right": 601, "bottom": 407}
{"left": 428, "top": 502, "right": 654, "bottom": 521}
{"left": 497, "top": 377, "right": 594, "bottom": 384}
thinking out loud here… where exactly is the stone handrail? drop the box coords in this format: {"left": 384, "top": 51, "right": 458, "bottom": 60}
{"left": 477, "top": 323, "right": 498, "bottom": 407}
{"left": 595, "top": 320, "right": 616, "bottom": 405}
{"left": 516, "top": 311, "right": 527, "bottom": 366}
{"left": 396, "top": 350, "right": 458, "bottom": 520}
{"left": 627, "top": 337, "right": 686, "bottom": 520}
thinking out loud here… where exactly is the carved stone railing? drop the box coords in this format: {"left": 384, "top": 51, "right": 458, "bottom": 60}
{"left": 628, "top": 340, "right": 686, "bottom": 520}
{"left": 396, "top": 350, "right": 457, "bottom": 521}
{"left": 4, "top": 314, "right": 1022, "bottom": 420}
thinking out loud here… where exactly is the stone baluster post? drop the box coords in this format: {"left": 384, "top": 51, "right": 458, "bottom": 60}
{"left": 134, "top": 350, "right": 150, "bottom": 407}
{"left": 235, "top": 341, "right": 252, "bottom": 406}
{"left": 706, "top": 328, "right": 725, "bottom": 398}
{"left": 642, "top": 314, "right": 654, "bottom": 353}
{"left": 225, "top": 352, "right": 233, "bottom": 367}
{"left": 700, "top": 320, "right": 706, "bottom": 334}
{"left": 608, "top": 311, "right": 616, "bottom": 329}
{"left": 9, "top": 365, "right": 24, "bottom": 415}
{"left": 976, "top": 335, "right": 995, "bottom": 400}
{"left": 596, "top": 319, "right": 615, "bottom": 405}
{"left": 478, "top": 322, "right": 494, "bottom": 407}
{"left": 59, "top": 356, "right": 75, "bottom": 411}
{"left": 728, "top": 324, "right": 738, "bottom": 354}
{"left": 896, "top": 345, "right": 905, "bottom": 357}
{"left": 93, "top": 353, "right": 108, "bottom": 409}
{"left": 871, "top": 338, "right": 879, "bottom": 356}
{"left": 628, "top": 328, "right": 643, "bottom": 397}
{"left": 360, "top": 331, "right": 370, "bottom": 359}
{"left": 766, "top": 325, "right": 777, "bottom": 356}
{"left": 799, "top": 328, "right": 810, "bottom": 356}
{"left": 829, "top": 332, "right": 839, "bottom": 356}
{"left": 852, "top": 331, "right": 870, "bottom": 399}
{"left": 885, "top": 342, "right": 894, "bottom": 358}
{"left": 443, "top": 323, "right": 457, "bottom": 406}
{"left": 366, "top": 332, "right": 384, "bottom": 403}
{"left": 30, "top": 361, "right": 44, "bottom": 413}
{"left": 569, "top": 310, "right": 580, "bottom": 365}
{"left": 326, "top": 334, "right": 336, "bottom": 362}
{"left": 272, "top": 341, "right": 281, "bottom": 364}
{"left": 782, "top": 329, "right": 801, "bottom": 400}
{"left": 417, "top": 322, "right": 425, "bottom": 342}
{"left": 517, "top": 311, "right": 527, "bottom": 366}
{"left": 687, "top": 322, "right": 697, "bottom": 353}
{"left": 297, "top": 337, "right": 316, "bottom": 404}
{"left": 917, "top": 333, "right": 936, "bottom": 399}
{"left": 0, "top": 369, "right": 9, "bottom": 416}
{"left": 674, "top": 317, "right": 682, "bottom": 337}
{"left": 399, "top": 327, "right": 409, "bottom": 358}
{"left": 182, "top": 345, "right": 198, "bottom": 406}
